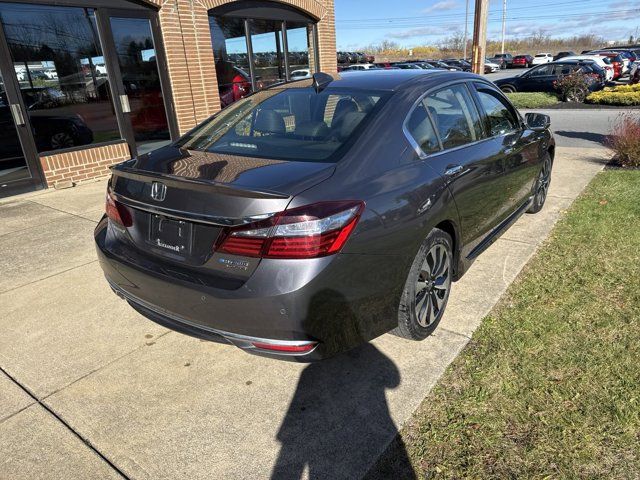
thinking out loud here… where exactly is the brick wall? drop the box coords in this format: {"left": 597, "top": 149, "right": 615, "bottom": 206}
{"left": 40, "top": 142, "right": 131, "bottom": 188}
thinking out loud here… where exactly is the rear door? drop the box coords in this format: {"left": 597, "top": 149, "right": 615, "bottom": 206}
{"left": 518, "top": 64, "right": 554, "bottom": 92}
{"left": 405, "top": 82, "right": 509, "bottom": 251}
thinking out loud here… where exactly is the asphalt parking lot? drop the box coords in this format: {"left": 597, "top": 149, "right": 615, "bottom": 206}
{"left": 1, "top": 105, "right": 619, "bottom": 478}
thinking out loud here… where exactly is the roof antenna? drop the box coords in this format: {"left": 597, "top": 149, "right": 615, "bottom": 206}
{"left": 312, "top": 72, "right": 333, "bottom": 93}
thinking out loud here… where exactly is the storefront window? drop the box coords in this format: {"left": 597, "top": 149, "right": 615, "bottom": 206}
{"left": 286, "top": 22, "right": 312, "bottom": 79}
{"left": 208, "top": 6, "right": 317, "bottom": 108}
{"left": 0, "top": 3, "right": 121, "bottom": 152}
{"left": 109, "top": 17, "right": 171, "bottom": 155}
{"left": 249, "top": 19, "right": 285, "bottom": 88}
{"left": 209, "top": 16, "right": 252, "bottom": 109}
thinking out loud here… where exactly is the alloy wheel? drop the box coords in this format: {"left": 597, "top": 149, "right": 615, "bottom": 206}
{"left": 414, "top": 243, "right": 451, "bottom": 328}
{"left": 51, "top": 132, "right": 74, "bottom": 150}
{"left": 535, "top": 158, "right": 552, "bottom": 209}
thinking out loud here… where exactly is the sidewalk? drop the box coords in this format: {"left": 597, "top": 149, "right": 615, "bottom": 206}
{"left": 0, "top": 146, "right": 609, "bottom": 479}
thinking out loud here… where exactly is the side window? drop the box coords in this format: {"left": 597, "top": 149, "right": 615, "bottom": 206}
{"left": 530, "top": 65, "right": 552, "bottom": 76}
{"left": 406, "top": 103, "right": 440, "bottom": 155}
{"left": 553, "top": 64, "right": 576, "bottom": 76}
{"left": 424, "top": 84, "right": 483, "bottom": 150}
{"left": 475, "top": 88, "right": 519, "bottom": 137}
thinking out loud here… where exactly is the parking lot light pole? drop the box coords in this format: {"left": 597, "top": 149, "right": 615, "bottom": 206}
{"left": 463, "top": 0, "right": 470, "bottom": 59}
{"left": 501, "top": 0, "right": 507, "bottom": 54}
{"left": 471, "top": 0, "right": 489, "bottom": 74}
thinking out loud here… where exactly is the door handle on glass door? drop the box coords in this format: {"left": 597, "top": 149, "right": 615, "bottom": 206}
{"left": 9, "top": 104, "right": 25, "bottom": 126}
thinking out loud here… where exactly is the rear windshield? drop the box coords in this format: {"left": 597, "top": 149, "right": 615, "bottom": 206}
{"left": 176, "top": 84, "right": 388, "bottom": 162}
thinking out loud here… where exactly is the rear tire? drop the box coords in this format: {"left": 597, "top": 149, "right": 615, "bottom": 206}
{"left": 500, "top": 85, "right": 516, "bottom": 93}
{"left": 528, "top": 154, "right": 552, "bottom": 214}
{"left": 393, "top": 229, "right": 453, "bottom": 341}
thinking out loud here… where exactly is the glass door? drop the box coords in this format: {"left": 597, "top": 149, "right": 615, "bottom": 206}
{"left": 0, "top": 21, "right": 43, "bottom": 197}
{"left": 97, "top": 10, "right": 176, "bottom": 156}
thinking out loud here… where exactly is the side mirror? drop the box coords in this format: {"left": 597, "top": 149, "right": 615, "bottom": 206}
{"left": 525, "top": 113, "right": 551, "bottom": 132}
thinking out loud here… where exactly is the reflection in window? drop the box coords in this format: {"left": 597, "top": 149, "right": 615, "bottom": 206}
{"left": 286, "top": 22, "right": 312, "bottom": 79}
{"left": 425, "top": 85, "right": 483, "bottom": 150}
{"left": 406, "top": 104, "right": 440, "bottom": 154}
{"left": 249, "top": 19, "right": 285, "bottom": 88}
{"left": 0, "top": 3, "right": 120, "bottom": 152}
{"left": 475, "top": 89, "right": 518, "bottom": 137}
{"left": 0, "top": 75, "right": 30, "bottom": 183}
{"left": 109, "top": 17, "right": 170, "bottom": 154}
{"left": 209, "top": 16, "right": 254, "bottom": 108}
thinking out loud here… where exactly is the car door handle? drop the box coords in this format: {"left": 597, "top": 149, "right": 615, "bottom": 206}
{"left": 444, "top": 165, "right": 464, "bottom": 177}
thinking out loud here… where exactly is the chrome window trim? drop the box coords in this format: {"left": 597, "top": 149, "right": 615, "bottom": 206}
{"left": 402, "top": 79, "right": 495, "bottom": 160}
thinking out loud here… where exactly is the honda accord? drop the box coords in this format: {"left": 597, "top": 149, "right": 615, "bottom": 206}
{"left": 95, "top": 70, "right": 554, "bottom": 361}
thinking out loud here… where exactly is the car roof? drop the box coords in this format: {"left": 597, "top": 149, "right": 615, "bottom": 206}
{"left": 285, "top": 70, "right": 478, "bottom": 92}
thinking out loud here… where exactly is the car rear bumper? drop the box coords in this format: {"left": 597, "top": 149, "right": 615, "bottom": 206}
{"left": 95, "top": 218, "right": 407, "bottom": 361}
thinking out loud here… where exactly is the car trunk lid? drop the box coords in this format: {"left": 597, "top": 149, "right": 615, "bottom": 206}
{"left": 108, "top": 145, "right": 335, "bottom": 270}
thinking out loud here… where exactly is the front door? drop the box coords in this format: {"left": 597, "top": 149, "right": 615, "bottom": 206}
{"left": 97, "top": 10, "right": 177, "bottom": 157}
{"left": 0, "top": 30, "right": 43, "bottom": 198}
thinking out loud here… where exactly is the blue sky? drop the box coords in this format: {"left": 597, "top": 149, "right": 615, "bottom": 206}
{"left": 335, "top": 0, "right": 640, "bottom": 49}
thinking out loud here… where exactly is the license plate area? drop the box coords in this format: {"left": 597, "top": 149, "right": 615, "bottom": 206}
{"left": 149, "top": 214, "right": 193, "bottom": 255}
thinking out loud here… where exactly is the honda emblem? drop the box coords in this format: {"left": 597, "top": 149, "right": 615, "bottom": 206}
{"left": 150, "top": 181, "right": 167, "bottom": 202}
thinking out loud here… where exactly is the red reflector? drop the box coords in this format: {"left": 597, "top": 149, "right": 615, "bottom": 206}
{"left": 251, "top": 342, "right": 317, "bottom": 353}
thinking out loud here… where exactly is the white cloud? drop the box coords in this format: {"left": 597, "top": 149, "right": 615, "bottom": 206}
{"left": 389, "top": 26, "right": 445, "bottom": 39}
{"left": 422, "top": 0, "right": 458, "bottom": 13}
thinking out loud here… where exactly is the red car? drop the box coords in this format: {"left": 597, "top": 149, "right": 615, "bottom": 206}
{"left": 513, "top": 55, "right": 534, "bottom": 68}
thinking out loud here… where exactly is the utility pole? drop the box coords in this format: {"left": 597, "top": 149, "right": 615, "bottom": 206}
{"left": 501, "top": 0, "right": 507, "bottom": 54}
{"left": 463, "top": 0, "right": 470, "bottom": 59}
{"left": 471, "top": 0, "right": 489, "bottom": 74}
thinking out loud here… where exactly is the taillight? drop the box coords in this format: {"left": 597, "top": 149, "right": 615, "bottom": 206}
{"left": 218, "top": 201, "right": 364, "bottom": 259}
{"left": 106, "top": 191, "right": 132, "bottom": 227}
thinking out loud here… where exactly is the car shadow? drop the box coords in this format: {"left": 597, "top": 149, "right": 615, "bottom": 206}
{"left": 270, "top": 290, "right": 416, "bottom": 479}
{"left": 554, "top": 130, "right": 608, "bottom": 145}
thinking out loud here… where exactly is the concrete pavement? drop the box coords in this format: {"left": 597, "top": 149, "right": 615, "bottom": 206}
{"left": 0, "top": 141, "right": 609, "bottom": 479}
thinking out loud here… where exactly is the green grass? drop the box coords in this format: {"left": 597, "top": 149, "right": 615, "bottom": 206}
{"left": 506, "top": 92, "right": 560, "bottom": 109}
{"left": 369, "top": 171, "right": 640, "bottom": 479}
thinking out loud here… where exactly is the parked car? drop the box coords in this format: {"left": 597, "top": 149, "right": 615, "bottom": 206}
{"left": 425, "top": 60, "right": 461, "bottom": 71}
{"left": 337, "top": 52, "right": 350, "bottom": 64}
{"left": 532, "top": 53, "right": 553, "bottom": 65}
{"left": 560, "top": 55, "right": 615, "bottom": 81}
{"left": 513, "top": 55, "right": 534, "bottom": 68}
{"left": 6, "top": 88, "right": 94, "bottom": 151}
{"left": 394, "top": 63, "right": 424, "bottom": 70}
{"left": 588, "top": 52, "right": 625, "bottom": 79}
{"left": 342, "top": 64, "right": 379, "bottom": 71}
{"left": 630, "top": 61, "right": 640, "bottom": 84}
{"left": 442, "top": 59, "right": 472, "bottom": 72}
{"left": 553, "top": 51, "right": 575, "bottom": 61}
{"left": 494, "top": 60, "right": 605, "bottom": 99}
{"left": 491, "top": 53, "right": 514, "bottom": 68}
{"left": 484, "top": 59, "right": 501, "bottom": 73}
{"left": 290, "top": 69, "right": 311, "bottom": 79}
{"left": 96, "top": 70, "right": 555, "bottom": 361}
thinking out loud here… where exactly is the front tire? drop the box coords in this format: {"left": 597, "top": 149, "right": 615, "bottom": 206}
{"left": 393, "top": 228, "right": 453, "bottom": 341}
{"left": 528, "top": 154, "right": 552, "bottom": 214}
